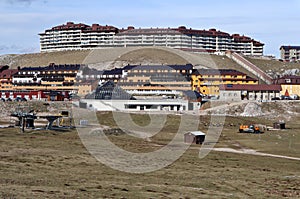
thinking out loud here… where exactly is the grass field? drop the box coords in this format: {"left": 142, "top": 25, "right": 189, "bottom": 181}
{"left": 0, "top": 112, "right": 299, "bottom": 198}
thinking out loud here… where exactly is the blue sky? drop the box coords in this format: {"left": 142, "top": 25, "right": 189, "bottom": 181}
{"left": 0, "top": 0, "right": 300, "bottom": 57}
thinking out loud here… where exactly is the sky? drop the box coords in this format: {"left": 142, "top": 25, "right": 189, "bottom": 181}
{"left": 0, "top": 0, "right": 300, "bottom": 58}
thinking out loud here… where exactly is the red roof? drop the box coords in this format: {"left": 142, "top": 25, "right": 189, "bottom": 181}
{"left": 47, "top": 22, "right": 118, "bottom": 33}
{"left": 0, "top": 65, "right": 9, "bottom": 72}
{"left": 232, "top": 34, "right": 264, "bottom": 46}
{"left": 273, "top": 75, "right": 300, "bottom": 85}
{"left": 0, "top": 69, "right": 18, "bottom": 79}
{"left": 219, "top": 84, "right": 282, "bottom": 91}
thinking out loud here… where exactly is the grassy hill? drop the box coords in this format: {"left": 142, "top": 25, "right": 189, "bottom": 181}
{"left": 1, "top": 47, "right": 299, "bottom": 78}
{"left": 0, "top": 50, "right": 91, "bottom": 68}
{"left": 245, "top": 56, "right": 300, "bottom": 76}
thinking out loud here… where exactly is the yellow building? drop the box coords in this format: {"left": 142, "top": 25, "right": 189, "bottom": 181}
{"left": 77, "top": 80, "right": 99, "bottom": 97}
{"left": 0, "top": 67, "right": 18, "bottom": 91}
{"left": 12, "top": 64, "right": 80, "bottom": 92}
{"left": 274, "top": 75, "right": 300, "bottom": 96}
{"left": 191, "top": 69, "right": 258, "bottom": 96}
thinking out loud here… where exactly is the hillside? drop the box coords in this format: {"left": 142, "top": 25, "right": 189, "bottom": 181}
{"left": 0, "top": 50, "right": 91, "bottom": 68}
{"left": 245, "top": 57, "right": 300, "bottom": 77}
{"left": 0, "top": 47, "right": 299, "bottom": 79}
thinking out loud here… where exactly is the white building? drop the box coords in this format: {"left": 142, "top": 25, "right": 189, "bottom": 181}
{"left": 219, "top": 84, "right": 282, "bottom": 101}
{"left": 80, "top": 99, "right": 193, "bottom": 112}
{"left": 280, "top": 46, "right": 300, "bottom": 62}
{"left": 39, "top": 22, "right": 264, "bottom": 56}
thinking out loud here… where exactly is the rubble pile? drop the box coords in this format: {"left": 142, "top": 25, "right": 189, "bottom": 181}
{"left": 241, "top": 102, "right": 263, "bottom": 117}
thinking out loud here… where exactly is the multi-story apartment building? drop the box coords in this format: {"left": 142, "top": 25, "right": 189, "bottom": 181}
{"left": 191, "top": 69, "right": 258, "bottom": 96}
{"left": 12, "top": 63, "right": 80, "bottom": 92}
{"left": 39, "top": 22, "right": 119, "bottom": 51}
{"left": 40, "top": 22, "right": 264, "bottom": 56}
{"left": 118, "top": 64, "right": 193, "bottom": 96}
{"left": 280, "top": 46, "right": 300, "bottom": 62}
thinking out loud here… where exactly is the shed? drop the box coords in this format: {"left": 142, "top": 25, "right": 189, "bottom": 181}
{"left": 273, "top": 121, "right": 286, "bottom": 129}
{"left": 184, "top": 131, "right": 206, "bottom": 144}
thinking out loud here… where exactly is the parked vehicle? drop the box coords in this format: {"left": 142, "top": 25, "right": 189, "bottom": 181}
{"left": 281, "top": 96, "right": 292, "bottom": 100}
{"left": 14, "top": 97, "right": 27, "bottom": 102}
{"left": 290, "top": 94, "right": 299, "bottom": 100}
{"left": 239, "top": 124, "right": 261, "bottom": 134}
{"left": 271, "top": 97, "right": 280, "bottom": 100}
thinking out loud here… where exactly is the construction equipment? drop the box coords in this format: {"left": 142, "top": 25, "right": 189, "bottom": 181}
{"left": 239, "top": 124, "right": 261, "bottom": 134}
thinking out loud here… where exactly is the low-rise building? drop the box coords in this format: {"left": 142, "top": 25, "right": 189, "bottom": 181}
{"left": 219, "top": 84, "right": 282, "bottom": 101}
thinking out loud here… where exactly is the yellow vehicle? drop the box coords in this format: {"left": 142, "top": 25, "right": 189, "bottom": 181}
{"left": 239, "top": 124, "right": 261, "bottom": 134}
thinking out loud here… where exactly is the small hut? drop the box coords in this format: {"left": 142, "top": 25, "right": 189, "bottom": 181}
{"left": 184, "top": 131, "right": 206, "bottom": 144}
{"left": 273, "top": 121, "right": 286, "bottom": 129}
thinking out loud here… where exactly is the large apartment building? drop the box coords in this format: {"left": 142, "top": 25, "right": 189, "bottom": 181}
{"left": 117, "top": 64, "right": 193, "bottom": 96}
{"left": 40, "top": 22, "right": 264, "bottom": 56}
{"left": 280, "top": 46, "right": 300, "bottom": 62}
{"left": 191, "top": 69, "right": 258, "bottom": 96}
{"left": 12, "top": 63, "right": 80, "bottom": 91}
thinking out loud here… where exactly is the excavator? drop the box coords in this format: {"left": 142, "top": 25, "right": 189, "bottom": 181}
{"left": 239, "top": 124, "right": 261, "bottom": 134}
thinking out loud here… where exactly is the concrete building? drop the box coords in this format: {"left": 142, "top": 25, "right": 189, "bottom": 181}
{"left": 39, "top": 22, "right": 119, "bottom": 51}
{"left": 280, "top": 46, "right": 300, "bottom": 62}
{"left": 40, "top": 22, "right": 264, "bottom": 56}
{"left": 191, "top": 69, "right": 258, "bottom": 96}
{"left": 219, "top": 84, "right": 282, "bottom": 101}
{"left": 83, "top": 80, "right": 197, "bottom": 111}
{"left": 80, "top": 99, "right": 192, "bottom": 112}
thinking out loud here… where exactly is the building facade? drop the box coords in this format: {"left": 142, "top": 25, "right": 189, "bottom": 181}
{"left": 219, "top": 84, "right": 282, "bottom": 101}
{"left": 280, "top": 46, "right": 300, "bottom": 62}
{"left": 80, "top": 99, "right": 192, "bottom": 112}
{"left": 0, "top": 66, "right": 18, "bottom": 91}
{"left": 39, "top": 22, "right": 119, "bottom": 51}
{"left": 40, "top": 22, "right": 264, "bottom": 56}
{"left": 273, "top": 75, "right": 300, "bottom": 96}
{"left": 191, "top": 69, "right": 258, "bottom": 96}
{"left": 117, "top": 64, "right": 193, "bottom": 96}
{"left": 12, "top": 63, "right": 80, "bottom": 92}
